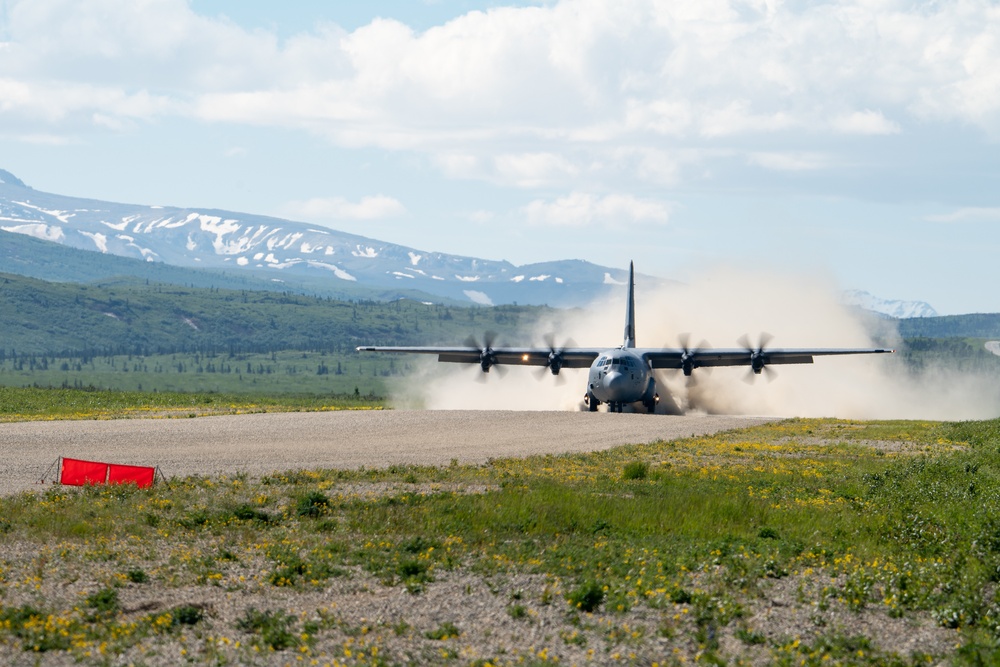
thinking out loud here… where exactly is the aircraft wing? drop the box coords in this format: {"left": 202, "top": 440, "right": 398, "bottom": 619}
{"left": 356, "top": 345, "right": 603, "bottom": 369}
{"left": 640, "top": 347, "right": 894, "bottom": 370}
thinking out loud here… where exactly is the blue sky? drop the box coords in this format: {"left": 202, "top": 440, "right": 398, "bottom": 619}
{"left": 1, "top": 0, "right": 998, "bottom": 314}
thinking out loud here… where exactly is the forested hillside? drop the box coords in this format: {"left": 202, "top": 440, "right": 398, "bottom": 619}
{"left": 897, "top": 337, "right": 1000, "bottom": 373}
{"left": 898, "top": 313, "right": 1000, "bottom": 339}
{"left": 0, "top": 272, "right": 547, "bottom": 357}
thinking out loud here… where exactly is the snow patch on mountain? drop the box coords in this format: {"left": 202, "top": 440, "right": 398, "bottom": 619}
{"left": 13, "top": 200, "right": 73, "bottom": 223}
{"left": 79, "top": 231, "right": 108, "bottom": 253}
{"left": 102, "top": 220, "right": 130, "bottom": 232}
{"left": 306, "top": 260, "right": 356, "bottom": 281}
{"left": 604, "top": 272, "right": 625, "bottom": 285}
{"left": 843, "top": 290, "right": 938, "bottom": 318}
{"left": 464, "top": 290, "right": 493, "bottom": 306}
{"left": 1, "top": 223, "right": 64, "bottom": 242}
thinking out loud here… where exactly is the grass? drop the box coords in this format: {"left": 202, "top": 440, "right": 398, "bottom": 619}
{"left": 0, "top": 415, "right": 999, "bottom": 664}
{"left": 0, "top": 385, "right": 383, "bottom": 421}
{"left": 0, "top": 349, "right": 398, "bottom": 396}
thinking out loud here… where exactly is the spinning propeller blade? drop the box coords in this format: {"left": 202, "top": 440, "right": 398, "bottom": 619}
{"left": 739, "top": 332, "right": 777, "bottom": 383}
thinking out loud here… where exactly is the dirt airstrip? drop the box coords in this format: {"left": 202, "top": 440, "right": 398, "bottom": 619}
{"left": 0, "top": 410, "right": 776, "bottom": 495}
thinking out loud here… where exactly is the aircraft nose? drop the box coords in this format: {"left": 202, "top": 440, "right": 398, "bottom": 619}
{"left": 603, "top": 371, "right": 625, "bottom": 392}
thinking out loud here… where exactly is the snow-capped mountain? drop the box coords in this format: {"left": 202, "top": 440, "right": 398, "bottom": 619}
{"left": 0, "top": 169, "right": 641, "bottom": 307}
{"left": 843, "top": 289, "right": 938, "bottom": 319}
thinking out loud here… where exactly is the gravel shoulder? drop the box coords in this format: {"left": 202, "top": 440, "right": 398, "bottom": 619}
{"left": 0, "top": 410, "right": 776, "bottom": 496}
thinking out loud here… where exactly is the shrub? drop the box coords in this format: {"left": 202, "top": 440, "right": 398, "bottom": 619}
{"left": 296, "top": 491, "right": 329, "bottom": 518}
{"left": 669, "top": 587, "right": 692, "bottom": 604}
{"left": 507, "top": 604, "right": 528, "bottom": 619}
{"left": 567, "top": 581, "right": 605, "bottom": 612}
{"left": 398, "top": 559, "right": 428, "bottom": 579}
{"left": 234, "top": 504, "right": 272, "bottom": 523}
{"left": 622, "top": 461, "right": 649, "bottom": 480}
{"left": 126, "top": 568, "right": 148, "bottom": 584}
{"left": 172, "top": 604, "right": 204, "bottom": 626}
{"left": 86, "top": 587, "right": 120, "bottom": 615}
{"left": 180, "top": 509, "right": 210, "bottom": 529}
{"left": 236, "top": 608, "right": 298, "bottom": 650}
{"left": 401, "top": 536, "right": 435, "bottom": 553}
{"left": 269, "top": 561, "right": 307, "bottom": 587}
{"left": 425, "top": 622, "right": 460, "bottom": 640}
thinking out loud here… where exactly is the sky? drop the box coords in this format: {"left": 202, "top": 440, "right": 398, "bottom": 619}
{"left": 1, "top": 0, "right": 998, "bottom": 315}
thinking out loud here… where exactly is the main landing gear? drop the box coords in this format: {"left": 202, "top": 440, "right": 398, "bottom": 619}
{"left": 585, "top": 391, "right": 600, "bottom": 412}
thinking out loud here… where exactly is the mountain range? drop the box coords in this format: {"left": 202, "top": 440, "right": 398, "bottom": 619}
{"left": 2, "top": 168, "right": 939, "bottom": 317}
{"left": 0, "top": 168, "right": 636, "bottom": 308}
{"left": 842, "top": 289, "right": 938, "bottom": 319}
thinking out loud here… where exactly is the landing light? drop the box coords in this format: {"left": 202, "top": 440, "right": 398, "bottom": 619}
{"left": 522, "top": 354, "right": 529, "bottom": 361}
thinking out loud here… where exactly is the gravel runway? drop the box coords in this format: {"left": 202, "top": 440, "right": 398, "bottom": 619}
{"left": 0, "top": 410, "right": 777, "bottom": 496}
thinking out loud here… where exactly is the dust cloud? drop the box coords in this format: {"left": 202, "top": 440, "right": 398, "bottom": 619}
{"left": 389, "top": 267, "right": 1000, "bottom": 420}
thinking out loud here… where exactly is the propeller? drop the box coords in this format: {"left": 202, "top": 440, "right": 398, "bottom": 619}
{"left": 533, "top": 333, "right": 576, "bottom": 385}
{"left": 464, "top": 331, "right": 506, "bottom": 378}
{"left": 678, "top": 333, "right": 710, "bottom": 377}
{"left": 738, "top": 332, "right": 777, "bottom": 383}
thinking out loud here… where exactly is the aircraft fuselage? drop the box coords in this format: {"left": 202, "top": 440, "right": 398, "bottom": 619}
{"left": 586, "top": 348, "right": 656, "bottom": 413}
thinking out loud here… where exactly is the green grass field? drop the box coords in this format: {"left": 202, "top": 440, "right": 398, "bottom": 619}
{"left": 0, "top": 350, "right": 400, "bottom": 397}
{"left": 2, "top": 412, "right": 1000, "bottom": 664}
{"left": 0, "top": 385, "right": 384, "bottom": 421}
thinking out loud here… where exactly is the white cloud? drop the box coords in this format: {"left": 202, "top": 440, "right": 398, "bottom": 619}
{"left": 493, "top": 152, "right": 579, "bottom": 187}
{"left": 925, "top": 207, "right": 1000, "bottom": 224}
{"left": 831, "top": 110, "right": 901, "bottom": 135}
{"left": 699, "top": 102, "right": 798, "bottom": 138}
{"left": 2, "top": 3, "right": 997, "bottom": 128}
{"left": 748, "top": 151, "right": 831, "bottom": 172}
{"left": 523, "top": 192, "right": 672, "bottom": 228}
{"left": 280, "top": 195, "right": 406, "bottom": 222}
{"left": 435, "top": 151, "right": 580, "bottom": 187}
{"left": 3, "top": 0, "right": 1000, "bottom": 189}
{"left": 467, "top": 210, "right": 496, "bottom": 224}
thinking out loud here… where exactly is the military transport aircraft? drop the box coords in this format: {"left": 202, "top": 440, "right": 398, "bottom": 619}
{"left": 357, "top": 263, "right": 893, "bottom": 413}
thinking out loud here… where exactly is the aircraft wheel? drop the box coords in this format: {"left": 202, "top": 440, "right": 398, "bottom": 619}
{"left": 643, "top": 399, "right": 656, "bottom": 413}
{"left": 587, "top": 392, "right": 599, "bottom": 412}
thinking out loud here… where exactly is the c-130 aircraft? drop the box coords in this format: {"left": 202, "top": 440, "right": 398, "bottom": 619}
{"left": 357, "top": 263, "right": 894, "bottom": 413}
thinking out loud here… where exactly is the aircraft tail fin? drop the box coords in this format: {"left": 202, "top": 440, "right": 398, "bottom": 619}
{"left": 623, "top": 261, "right": 635, "bottom": 348}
